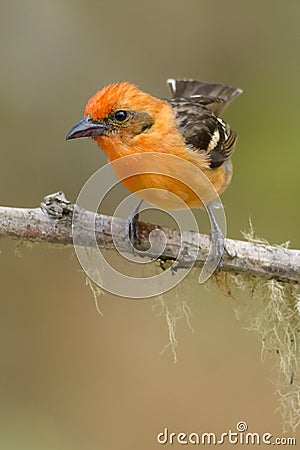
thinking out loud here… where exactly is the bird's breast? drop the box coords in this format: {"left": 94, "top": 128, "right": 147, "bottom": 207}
{"left": 108, "top": 150, "right": 230, "bottom": 210}
{"left": 95, "top": 131, "right": 231, "bottom": 209}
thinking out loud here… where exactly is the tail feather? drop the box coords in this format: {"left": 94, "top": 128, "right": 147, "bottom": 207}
{"left": 167, "top": 78, "right": 243, "bottom": 114}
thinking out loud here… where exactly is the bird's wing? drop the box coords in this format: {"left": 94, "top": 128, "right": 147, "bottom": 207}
{"left": 168, "top": 97, "right": 237, "bottom": 168}
{"left": 167, "top": 78, "right": 242, "bottom": 115}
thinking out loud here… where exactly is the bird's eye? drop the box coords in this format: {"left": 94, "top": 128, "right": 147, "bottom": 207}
{"left": 114, "top": 110, "right": 129, "bottom": 122}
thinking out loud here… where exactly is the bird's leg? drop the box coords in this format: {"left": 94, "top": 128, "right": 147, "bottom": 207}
{"left": 126, "top": 199, "right": 143, "bottom": 250}
{"left": 206, "top": 204, "right": 235, "bottom": 269}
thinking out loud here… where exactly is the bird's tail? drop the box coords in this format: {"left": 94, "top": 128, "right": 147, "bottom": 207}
{"left": 167, "top": 78, "right": 243, "bottom": 114}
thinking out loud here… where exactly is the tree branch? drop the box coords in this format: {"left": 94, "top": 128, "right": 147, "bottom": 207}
{"left": 0, "top": 192, "right": 299, "bottom": 283}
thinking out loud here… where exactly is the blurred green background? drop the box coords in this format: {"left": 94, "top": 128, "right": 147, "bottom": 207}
{"left": 1, "top": 0, "right": 299, "bottom": 448}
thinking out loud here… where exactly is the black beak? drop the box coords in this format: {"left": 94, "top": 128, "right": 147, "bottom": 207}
{"left": 66, "top": 115, "right": 108, "bottom": 140}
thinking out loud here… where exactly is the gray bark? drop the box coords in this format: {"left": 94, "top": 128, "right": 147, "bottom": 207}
{"left": 0, "top": 192, "right": 299, "bottom": 283}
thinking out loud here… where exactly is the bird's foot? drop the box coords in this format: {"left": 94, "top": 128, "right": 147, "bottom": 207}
{"left": 210, "top": 227, "right": 225, "bottom": 270}
{"left": 126, "top": 213, "right": 139, "bottom": 252}
{"left": 210, "top": 229, "right": 236, "bottom": 270}
{"left": 126, "top": 200, "right": 143, "bottom": 252}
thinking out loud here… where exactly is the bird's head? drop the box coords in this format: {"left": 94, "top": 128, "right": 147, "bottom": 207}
{"left": 66, "top": 82, "right": 171, "bottom": 154}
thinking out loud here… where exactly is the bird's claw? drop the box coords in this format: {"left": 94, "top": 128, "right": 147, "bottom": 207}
{"left": 126, "top": 214, "right": 139, "bottom": 252}
{"left": 126, "top": 200, "right": 143, "bottom": 252}
{"left": 210, "top": 227, "right": 226, "bottom": 270}
{"left": 224, "top": 243, "right": 236, "bottom": 259}
{"left": 210, "top": 230, "right": 236, "bottom": 271}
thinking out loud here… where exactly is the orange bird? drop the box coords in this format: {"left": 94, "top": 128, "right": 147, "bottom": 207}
{"left": 66, "top": 79, "right": 242, "bottom": 262}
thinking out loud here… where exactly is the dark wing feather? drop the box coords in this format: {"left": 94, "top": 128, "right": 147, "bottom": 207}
{"left": 167, "top": 78, "right": 242, "bottom": 115}
{"left": 167, "top": 97, "right": 237, "bottom": 169}
{"left": 166, "top": 79, "right": 241, "bottom": 168}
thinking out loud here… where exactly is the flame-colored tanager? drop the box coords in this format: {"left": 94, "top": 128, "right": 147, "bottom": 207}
{"left": 66, "top": 79, "right": 242, "bottom": 262}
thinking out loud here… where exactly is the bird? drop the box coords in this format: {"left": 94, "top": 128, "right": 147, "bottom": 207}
{"left": 66, "top": 78, "right": 242, "bottom": 266}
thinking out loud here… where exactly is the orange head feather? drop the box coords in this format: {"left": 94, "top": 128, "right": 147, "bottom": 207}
{"left": 84, "top": 82, "right": 162, "bottom": 120}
